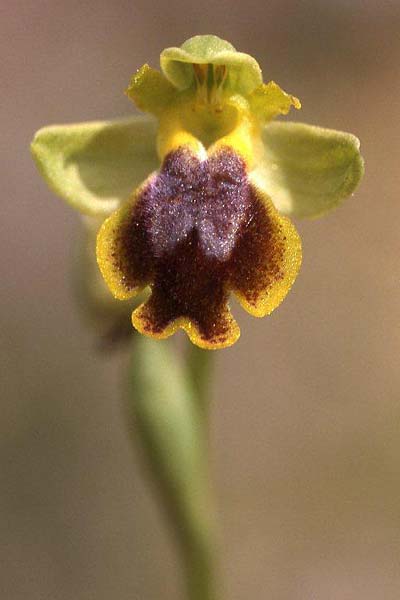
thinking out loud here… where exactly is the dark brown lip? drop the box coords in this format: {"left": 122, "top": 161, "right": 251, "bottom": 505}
{"left": 110, "top": 145, "right": 285, "bottom": 346}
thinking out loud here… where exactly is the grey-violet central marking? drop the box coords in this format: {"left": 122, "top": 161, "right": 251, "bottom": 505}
{"left": 139, "top": 147, "right": 252, "bottom": 261}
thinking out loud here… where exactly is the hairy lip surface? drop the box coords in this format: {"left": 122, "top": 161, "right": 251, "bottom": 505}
{"left": 140, "top": 147, "right": 252, "bottom": 261}
{"left": 103, "top": 145, "right": 290, "bottom": 347}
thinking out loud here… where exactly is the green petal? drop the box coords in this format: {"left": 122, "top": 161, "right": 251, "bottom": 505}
{"left": 249, "top": 81, "right": 301, "bottom": 123}
{"left": 126, "top": 64, "right": 177, "bottom": 115}
{"left": 254, "top": 121, "right": 364, "bottom": 218}
{"left": 31, "top": 116, "right": 159, "bottom": 216}
{"left": 160, "top": 34, "right": 262, "bottom": 95}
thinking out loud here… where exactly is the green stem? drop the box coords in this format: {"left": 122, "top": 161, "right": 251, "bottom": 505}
{"left": 127, "top": 337, "right": 218, "bottom": 600}
{"left": 184, "top": 343, "right": 217, "bottom": 600}
{"left": 184, "top": 542, "right": 217, "bottom": 600}
{"left": 187, "top": 344, "right": 213, "bottom": 419}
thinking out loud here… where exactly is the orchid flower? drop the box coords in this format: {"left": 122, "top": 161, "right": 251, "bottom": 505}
{"left": 31, "top": 35, "right": 364, "bottom": 349}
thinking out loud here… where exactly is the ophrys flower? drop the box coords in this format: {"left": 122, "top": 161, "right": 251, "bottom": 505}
{"left": 31, "top": 35, "right": 364, "bottom": 349}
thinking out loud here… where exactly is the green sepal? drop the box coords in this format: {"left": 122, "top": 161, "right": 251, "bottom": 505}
{"left": 249, "top": 81, "right": 301, "bottom": 123}
{"left": 253, "top": 121, "right": 364, "bottom": 218}
{"left": 160, "top": 34, "right": 262, "bottom": 95}
{"left": 31, "top": 116, "right": 159, "bottom": 216}
{"left": 126, "top": 64, "right": 177, "bottom": 115}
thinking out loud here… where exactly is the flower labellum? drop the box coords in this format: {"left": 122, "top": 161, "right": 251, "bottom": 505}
{"left": 31, "top": 35, "right": 364, "bottom": 349}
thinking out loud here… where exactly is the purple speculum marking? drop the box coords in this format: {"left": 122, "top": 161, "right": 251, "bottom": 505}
{"left": 141, "top": 147, "right": 252, "bottom": 261}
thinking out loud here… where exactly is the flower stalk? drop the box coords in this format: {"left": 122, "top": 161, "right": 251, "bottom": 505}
{"left": 187, "top": 345, "right": 213, "bottom": 422}
{"left": 128, "top": 336, "right": 218, "bottom": 599}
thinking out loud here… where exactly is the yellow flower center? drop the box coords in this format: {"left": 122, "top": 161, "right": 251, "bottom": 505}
{"left": 157, "top": 90, "right": 260, "bottom": 169}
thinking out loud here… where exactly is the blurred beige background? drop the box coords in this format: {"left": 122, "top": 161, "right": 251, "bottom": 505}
{"left": 2, "top": 1, "right": 400, "bottom": 598}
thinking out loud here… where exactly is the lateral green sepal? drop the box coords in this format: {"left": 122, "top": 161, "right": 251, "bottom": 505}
{"left": 252, "top": 121, "right": 364, "bottom": 218}
{"left": 31, "top": 116, "right": 159, "bottom": 216}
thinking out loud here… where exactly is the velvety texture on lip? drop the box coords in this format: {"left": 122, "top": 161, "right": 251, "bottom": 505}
{"left": 31, "top": 34, "right": 364, "bottom": 349}
{"left": 97, "top": 145, "right": 301, "bottom": 349}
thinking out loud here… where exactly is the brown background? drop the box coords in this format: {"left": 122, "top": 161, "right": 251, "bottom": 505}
{"left": 2, "top": 1, "right": 400, "bottom": 598}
